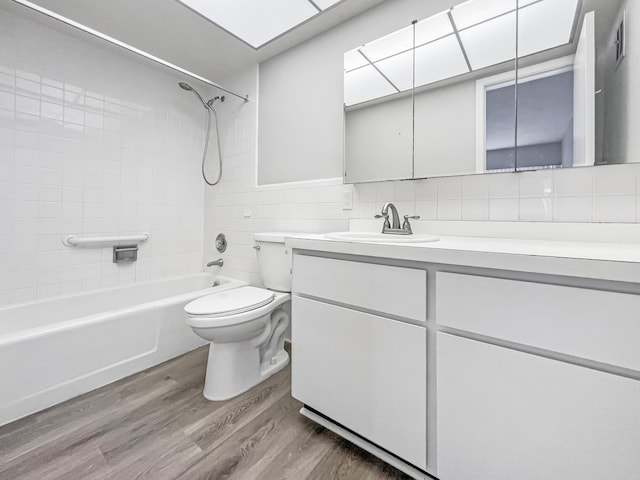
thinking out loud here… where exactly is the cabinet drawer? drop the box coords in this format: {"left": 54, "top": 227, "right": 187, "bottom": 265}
{"left": 437, "top": 333, "right": 640, "bottom": 480}
{"left": 292, "top": 296, "right": 427, "bottom": 469}
{"left": 293, "top": 255, "right": 426, "bottom": 321}
{"left": 437, "top": 272, "right": 640, "bottom": 371}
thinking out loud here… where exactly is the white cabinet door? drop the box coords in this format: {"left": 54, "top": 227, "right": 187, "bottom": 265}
{"left": 292, "top": 296, "right": 427, "bottom": 470}
{"left": 437, "top": 333, "right": 640, "bottom": 480}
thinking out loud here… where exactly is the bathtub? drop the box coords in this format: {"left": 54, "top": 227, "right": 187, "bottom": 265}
{"left": 0, "top": 273, "right": 246, "bottom": 427}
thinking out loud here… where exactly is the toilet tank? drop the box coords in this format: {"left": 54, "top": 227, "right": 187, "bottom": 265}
{"left": 253, "top": 232, "right": 313, "bottom": 292}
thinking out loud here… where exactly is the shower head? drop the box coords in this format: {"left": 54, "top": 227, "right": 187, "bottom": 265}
{"left": 178, "top": 81, "right": 209, "bottom": 110}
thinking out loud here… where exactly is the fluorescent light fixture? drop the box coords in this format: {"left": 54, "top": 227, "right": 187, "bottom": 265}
{"left": 344, "top": 65, "right": 397, "bottom": 106}
{"left": 344, "top": 0, "right": 579, "bottom": 105}
{"left": 178, "top": 0, "right": 318, "bottom": 48}
{"left": 344, "top": 49, "right": 369, "bottom": 71}
{"left": 459, "top": 11, "right": 516, "bottom": 70}
{"left": 360, "top": 24, "right": 414, "bottom": 62}
{"left": 375, "top": 49, "right": 414, "bottom": 92}
{"left": 518, "top": 0, "right": 580, "bottom": 57}
{"left": 414, "top": 35, "right": 469, "bottom": 88}
{"left": 415, "top": 12, "right": 454, "bottom": 46}
{"left": 451, "top": 0, "right": 517, "bottom": 30}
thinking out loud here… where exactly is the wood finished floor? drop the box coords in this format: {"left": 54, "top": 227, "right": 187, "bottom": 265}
{"left": 0, "top": 346, "right": 411, "bottom": 480}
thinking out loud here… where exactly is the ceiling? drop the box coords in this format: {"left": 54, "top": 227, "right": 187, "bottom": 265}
{"left": 14, "top": 0, "right": 385, "bottom": 83}
{"left": 177, "top": 0, "right": 344, "bottom": 49}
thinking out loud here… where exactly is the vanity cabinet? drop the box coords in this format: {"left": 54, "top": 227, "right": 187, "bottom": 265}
{"left": 436, "top": 272, "right": 640, "bottom": 480}
{"left": 437, "top": 333, "right": 640, "bottom": 480}
{"left": 291, "top": 254, "right": 427, "bottom": 471}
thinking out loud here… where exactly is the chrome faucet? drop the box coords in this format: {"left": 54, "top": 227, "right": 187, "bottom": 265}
{"left": 375, "top": 202, "right": 401, "bottom": 231}
{"left": 207, "top": 258, "right": 224, "bottom": 267}
{"left": 375, "top": 202, "right": 420, "bottom": 235}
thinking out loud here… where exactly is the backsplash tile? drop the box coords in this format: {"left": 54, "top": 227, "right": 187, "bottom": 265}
{"left": 519, "top": 197, "right": 554, "bottom": 222}
{"left": 461, "top": 197, "right": 489, "bottom": 221}
{"left": 488, "top": 197, "right": 520, "bottom": 221}
{"left": 594, "top": 164, "right": 637, "bottom": 196}
{"left": 461, "top": 175, "right": 489, "bottom": 199}
{"left": 554, "top": 196, "right": 593, "bottom": 223}
{"left": 593, "top": 195, "right": 637, "bottom": 223}
{"left": 554, "top": 167, "right": 593, "bottom": 197}
{"left": 519, "top": 170, "right": 553, "bottom": 198}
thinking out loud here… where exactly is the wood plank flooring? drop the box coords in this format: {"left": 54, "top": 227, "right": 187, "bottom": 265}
{"left": 0, "top": 346, "right": 412, "bottom": 480}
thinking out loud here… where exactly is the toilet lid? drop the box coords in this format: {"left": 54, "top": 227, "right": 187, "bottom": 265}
{"left": 185, "top": 286, "right": 275, "bottom": 317}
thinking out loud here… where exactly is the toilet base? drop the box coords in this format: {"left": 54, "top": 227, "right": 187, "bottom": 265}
{"left": 202, "top": 343, "right": 289, "bottom": 402}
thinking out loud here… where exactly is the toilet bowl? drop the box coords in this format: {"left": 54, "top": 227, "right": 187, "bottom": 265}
{"left": 185, "top": 232, "right": 312, "bottom": 401}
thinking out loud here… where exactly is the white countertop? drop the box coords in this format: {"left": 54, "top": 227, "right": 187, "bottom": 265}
{"left": 286, "top": 224, "right": 640, "bottom": 284}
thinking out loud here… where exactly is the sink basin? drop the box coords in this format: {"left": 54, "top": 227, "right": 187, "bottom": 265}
{"left": 324, "top": 231, "right": 439, "bottom": 243}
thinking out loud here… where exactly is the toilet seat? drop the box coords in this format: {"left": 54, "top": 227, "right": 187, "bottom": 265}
{"left": 185, "top": 286, "right": 275, "bottom": 318}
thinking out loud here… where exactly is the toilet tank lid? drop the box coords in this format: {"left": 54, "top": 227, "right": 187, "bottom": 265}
{"left": 253, "top": 232, "right": 318, "bottom": 243}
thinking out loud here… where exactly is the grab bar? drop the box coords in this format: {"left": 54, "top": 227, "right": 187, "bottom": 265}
{"left": 63, "top": 233, "right": 150, "bottom": 247}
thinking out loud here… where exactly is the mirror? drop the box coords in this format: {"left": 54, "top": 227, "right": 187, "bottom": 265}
{"left": 344, "top": 23, "right": 415, "bottom": 182}
{"left": 344, "top": 0, "right": 638, "bottom": 183}
{"left": 515, "top": 0, "right": 628, "bottom": 170}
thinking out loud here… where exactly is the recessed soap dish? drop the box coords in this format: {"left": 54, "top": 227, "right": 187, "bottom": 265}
{"left": 113, "top": 244, "right": 138, "bottom": 263}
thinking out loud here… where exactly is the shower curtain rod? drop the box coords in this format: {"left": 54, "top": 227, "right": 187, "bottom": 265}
{"left": 11, "top": 0, "right": 250, "bottom": 103}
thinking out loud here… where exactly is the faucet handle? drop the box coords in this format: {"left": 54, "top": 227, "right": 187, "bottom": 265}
{"left": 402, "top": 215, "right": 420, "bottom": 234}
{"left": 374, "top": 213, "right": 391, "bottom": 230}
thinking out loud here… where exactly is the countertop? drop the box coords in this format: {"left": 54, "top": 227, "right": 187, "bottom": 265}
{"left": 286, "top": 227, "right": 640, "bottom": 284}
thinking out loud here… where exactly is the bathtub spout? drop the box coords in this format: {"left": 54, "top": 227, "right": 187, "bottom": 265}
{"left": 261, "top": 308, "right": 289, "bottom": 364}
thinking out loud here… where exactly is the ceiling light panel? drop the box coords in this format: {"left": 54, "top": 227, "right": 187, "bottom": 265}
{"left": 374, "top": 49, "right": 414, "bottom": 92}
{"left": 451, "top": 0, "right": 517, "bottom": 30}
{"left": 344, "top": 65, "right": 397, "bottom": 106}
{"left": 179, "top": 0, "right": 317, "bottom": 48}
{"left": 344, "top": 49, "right": 369, "bottom": 71}
{"left": 313, "top": 0, "right": 343, "bottom": 9}
{"left": 459, "top": 11, "right": 516, "bottom": 70}
{"left": 414, "top": 35, "right": 469, "bottom": 88}
{"left": 415, "top": 12, "right": 454, "bottom": 46}
{"left": 360, "top": 24, "right": 414, "bottom": 62}
{"left": 518, "top": 0, "right": 580, "bottom": 57}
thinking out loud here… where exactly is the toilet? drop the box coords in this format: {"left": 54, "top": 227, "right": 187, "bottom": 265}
{"left": 185, "top": 232, "right": 308, "bottom": 401}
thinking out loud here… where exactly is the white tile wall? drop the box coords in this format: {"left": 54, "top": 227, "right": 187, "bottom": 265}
{"left": 0, "top": 8, "right": 208, "bottom": 306}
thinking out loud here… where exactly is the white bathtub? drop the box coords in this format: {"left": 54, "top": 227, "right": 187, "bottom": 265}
{"left": 0, "top": 273, "right": 246, "bottom": 427}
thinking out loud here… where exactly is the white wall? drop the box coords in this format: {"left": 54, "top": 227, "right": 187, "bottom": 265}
{"left": 0, "top": 7, "right": 210, "bottom": 306}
